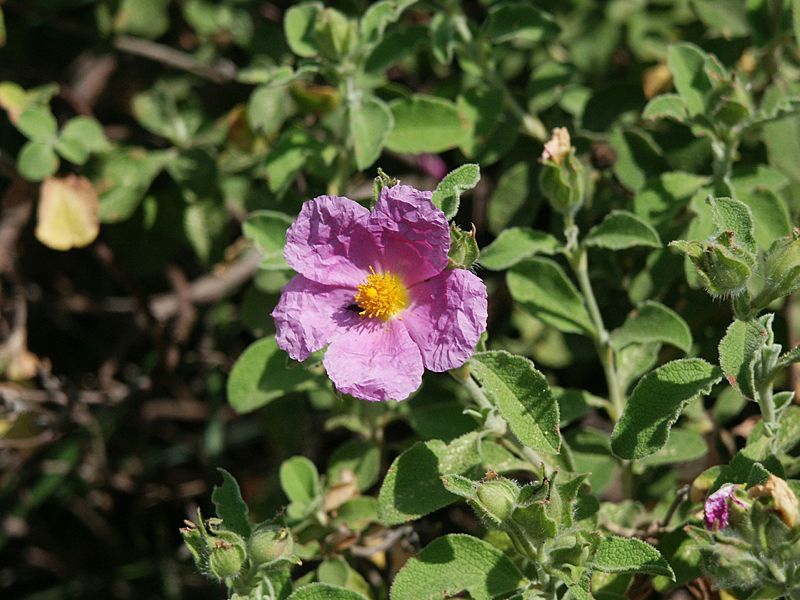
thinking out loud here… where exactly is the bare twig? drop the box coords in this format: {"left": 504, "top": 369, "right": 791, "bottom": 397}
{"left": 349, "top": 526, "right": 415, "bottom": 558}
{"left": 113, "top": 35, "right": 237, "bottom": 84}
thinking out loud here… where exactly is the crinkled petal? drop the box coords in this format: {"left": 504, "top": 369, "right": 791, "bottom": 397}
{"left": 323, "top": 320, "right": 424, "bottom": 401}
{"left": 402, "top": 269, "right": 488, "bottom": 372}
{"left": 272, "top": 275, "right": 360, "bottom": 361}
{"left": 284, "top": 195, "right": 378, "bottom": 287}
{"left": 368, "top": 184, "right": 450, "bottom": 285}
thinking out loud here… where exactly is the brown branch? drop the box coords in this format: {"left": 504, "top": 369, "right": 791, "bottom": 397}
{"left": 113, "top": 35, "right": 237, "bottom": 84}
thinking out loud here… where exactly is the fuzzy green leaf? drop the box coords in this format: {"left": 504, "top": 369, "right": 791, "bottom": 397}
{"left": 470, "top": 351, "right": 561, "bottom": 454}
{"left": 593, "top": 536, "right": 675, "bottom": 579}
{"left": 288, "top": 583, "right": 367, "bottom": 600}
{"left": 611, "top": 359, "right": 722, "bottom": 459}
{"left": 280, "top": 456, "right": 320, "bottom": 506}
{"left": 391, "top": 534, "right": 525, "bottom": 600}
{"left": 284, "top": 2, "right": 322, "bottom": 57}
{"left": 642, "top": 94, "right": 687, "bottom": 122}
{"left": 709, "top": 197, "right": 757, "bottom": 256}
{"left": 242, "top": 211, "right": 294, "bottom": 270}
{"left": 226, "top": 337, "right": 318, "bottom": 413}
{"left": 636, "top": 428, "right": 708, "bottom": 469}
{"left": 667, "top": 43, "right": 713, "bottom": 116}
{"left": 480, "top": 227, "right": 560, "bottom": 271}
{"left": 211, "top": 468, "right": 251, "bottom": 538}
{"left": 350, "top": 96, "right": 393, "bottom": 170}
{"left": 485, "top": 2, "right": 559, "bottom": 43}
{"left": 17, "top": 107, "right": 57, "bottom": 141}
{"left": 718, "top": 317, "right": 768, "bottom": 400}
{"left": 585, "top": 210, "right": 661, "bottom": 250}
{"left": 431, "top": 164, "right": 480, "bottom": 220}
{"left": 385, "top": 95, "right": 469, "bottom": 154}
{"left": 507, "top": 257, "right": 595, "bottom": 335}
{"left": 612, "top": 301, "right": 692, "bottom": 353}
{"left": 17, "top": 141, "right": 58, "bottom": 181}
{"left": 378, "top": 434, "right": 482, "bottom": 525}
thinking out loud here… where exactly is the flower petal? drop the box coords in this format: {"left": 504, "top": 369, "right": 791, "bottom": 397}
{"left": 323, "top": 320, "right": 424, "bottom": 401}
{"left": 272, "top": 275, "right": 360, "bottom": 361}
{"left": 402, "top": 269, "right": 488, "bottom": 372}
{"left": 369, "top": 184, "right": 450, "bottom": 285}
{"left": 284, "top": 195, "right": 378, "bottom": 287}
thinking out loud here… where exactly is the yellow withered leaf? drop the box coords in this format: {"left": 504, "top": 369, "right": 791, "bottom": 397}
{"left": 35, "top": 175, "right": 100, "bottom": 251}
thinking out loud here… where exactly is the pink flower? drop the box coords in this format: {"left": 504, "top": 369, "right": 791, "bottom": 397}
{"left": 272, "top": 184, "right": 488, "bottom": 402}
{"left": 704, "top": 483, "right": 745, "bottom": 530}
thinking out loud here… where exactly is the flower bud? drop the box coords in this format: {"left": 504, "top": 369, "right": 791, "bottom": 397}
{"left": 539, "top": 128, "right": 585, "bottom": 216}
{"left": 315, "top": 8, "right": 353, "bottom": 60}
{"left": 753, "top": 230, "right": 800, "bottom": 308}
{"left": 476, "top": 478, "right": 519, "bottom": 524}
{"left": 248, "top": 525, "right": 294, "bottom": 566}
{"left": 670, "top": 237, "right": 753, "bottom": 298}
{"left": 207, "top": 531, "right": 246, "bottom": 580}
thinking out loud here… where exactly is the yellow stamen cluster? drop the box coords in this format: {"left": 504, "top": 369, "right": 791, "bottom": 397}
{"left": 354, "top": 268, "right": 409, "bottom": 321}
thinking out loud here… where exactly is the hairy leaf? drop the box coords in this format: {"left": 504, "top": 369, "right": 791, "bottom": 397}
{"left": 611, "top": 359, "right": 721, "bottom": 459}
{"left": 211, "top": 468, "right": 251, "bottom": 538}
{"left": 431, "top": 163, "right": 480, "bottom": 220}
{"left": 612, "top": 301, "right": 692, "bottom": 353}
{"left": 584, "top": 210, "right": 661, "bottom": 250}
{"left": 480, "top": 227, "right": 560, "bottom": 271}
{"left": 594, "top": 536, "right": 675, "bottom": 579}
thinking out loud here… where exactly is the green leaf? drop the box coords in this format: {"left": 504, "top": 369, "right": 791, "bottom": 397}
{"left": 709, "top": 196, "right": 757, "bottom": 256}
{"left": 17, "top": 141, "right": 58, "bottom": 181}
{"left": 226, "top": 337, "right": 318, "bottom": 413}
{"left": 318, "top": 557, "right": 371, "bottom": 598}
{"left": 718, "top": 318, "right": 768, "bottom": 400}
{"left": 349, "top": 96, "right": 393, "bottom": 170}
{"left": 113, "top": 0, "right": 170, "bottom": 38}
{"left": 480, "top": 228, "right": 559, "bottom": 271}
{"left": 390, "top": 534, "right": 525, "bottom": 600}
{"left": 447, "top": 223, "right": 480, "bottom": 269}
{"left": 636, "top": 428, "right": 707, "bottom": 469}
{"left": 611, "top": 359, "right": 722, "bottom": 459}
{"left": 327, "top": 439, "right": 380, "bottom": 492}
{"left": 642, "top": 94, "right": 687, "bottom": 122}
{"left": 430, "top": 164, "right": 480, "bottom": 220}
{"left": 284, "top": 2, "right": 322, "bottom": 57}
{"left": 0, "top": 8, "right": 5, "bottom": 47}
{"left": 59, "top": 116, "right": 111, "bottom": 154}
{"left": 378, "top": 434, "right": 482, "bottom": 525}
{"left": 288, "top": 583, "right": 367, "bottom": 600}
{"left": 211, "top": 468, "right": 251, "bottom": 538}
{"left": 487, "top": 162, "right": 532, "bottom": 234}
{"left": 470, "top": 351, "right": 561, "bottom": 454}
{"left": 485, "top": 2, "right": 559, "bottom": 43}
{"left": 738, "top": 189, "right": 792, "bottom": 251}
{"left": 242, "top": 210, "right": 294, "bottom": 270}
{"left": 507, "top": 257, "right": 595, "bottom": 336}
{"left": 611, "top": 301, "right": 692, "bottom": 353}
{"left": 667, "top": 43, "right": 713, "bottom": 117}
{"left": 584, "top": 210, "right": 661, "bottom": 250}
{"left": 360, "top": 0, "right": 415, "bottom": 46}
{"left": 593, "top": 536, "right": 675, "bottom": 579}
{"left": 430, "top": 12, "right": 456, "bottom": 64}
{"left": 385, "top": 95, "right": 469, "bottom": 154}
{"left": 17, "top": 107, "right": 57, "bottom": 141}
{"left": 54, "top": 137, "right": 89, "bottom": 166}
{"left": 97, "top": 149, "right": 169, "bottom": 223}
{"left": 247, "top": 85, "right": 289, "bottom": 135}
{"left": 280, "top": 456, "right": 320, "bottom": 506}
{"left": 794, "top": 0, "right": 800, "bottom": 49}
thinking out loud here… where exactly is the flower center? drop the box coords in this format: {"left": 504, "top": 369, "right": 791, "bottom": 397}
{"left": 354, "top": 268, "right": 409, "bottom": 320}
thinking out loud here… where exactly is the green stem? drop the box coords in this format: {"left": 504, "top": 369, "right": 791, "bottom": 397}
{"left": 565, "top": 234, "right": 624, "bottom": 421}
{"left": 757, "top": 379, "right": 778, "bottom": 454}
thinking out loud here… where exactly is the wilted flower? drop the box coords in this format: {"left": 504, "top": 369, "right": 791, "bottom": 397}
{"left": 272, "top": 184, "right": 488, "bottom": 402}
{"left": 748, "top": 474, "right": 799, "bottom": 529}
{"left": 705, "top": 483, "right": 746, "bottom": 530}
{"left": 540, "top": 127, "right": 572, "bottom": 165}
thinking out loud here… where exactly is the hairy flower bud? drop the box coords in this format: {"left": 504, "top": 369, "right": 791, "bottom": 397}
{"left": 476, "top": 478, "right": 519, "bottom": 524}
{"left": 248, "top": 525, "right": 294, "bottom": 566}
{"left": 752, "top": 230, "right": 800, "bottom": 309}
{"left": 207, "top": 531, "right": 246, "bottom": 580}
{"left": 539, "top": 127, "right": 585, "bottom": 216}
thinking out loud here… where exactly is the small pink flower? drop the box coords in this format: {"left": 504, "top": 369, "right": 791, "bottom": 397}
{"left": 272, "top": 184, "right": 488, "bottom": 402}
{"left": 704, "top": 483, "right": 745, "bottom": 530}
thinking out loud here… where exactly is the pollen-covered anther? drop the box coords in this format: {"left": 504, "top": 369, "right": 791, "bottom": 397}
{"left": 354, "top": 268, "right": 409, "bottom": 320}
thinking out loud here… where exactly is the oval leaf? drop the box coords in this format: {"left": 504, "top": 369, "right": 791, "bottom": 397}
{"left": 470, "top": 351, "right": 561, "bottom": 454}
{"left": 211, "top": 468, "right": 251, "bottom": 538}
{"left": 385, "top": 95, "right": 469, "bottom": 154}
{"left": 584, "top": 210, "right": 661, "bottom": 250}
{"left": 507, "top": 257, "right": 595, "bottom": 335}
{"left": 430, "top": 163, "right": 480, "bottom": 220}
{"left": 594, "top": 536, "right": 675, "bottom": 579}
{"left": 480, "top": 227, "right": 560, "bottom": 271}
{"left": 611, "top": 301, "right": 692, "bottom": 353}
{"left": 288, "top": 583, "right": 367, "bottom": 600}
{"left": 611, "top": 358, "right": 722, "bottom": 459}
{"left": 391, "top": 534, "right": 525, "bottom": 600}
{"left": 35, "top": 175, "right": 99, "bottom": 250}
{"left": 226, "top": 336, "right": 317, "bottom": 413}
{"left": 350, "top": 96, "right": 393, "bottom": 170}
{"left": 719, "top": 317, "right": 768, "bottom": 400}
